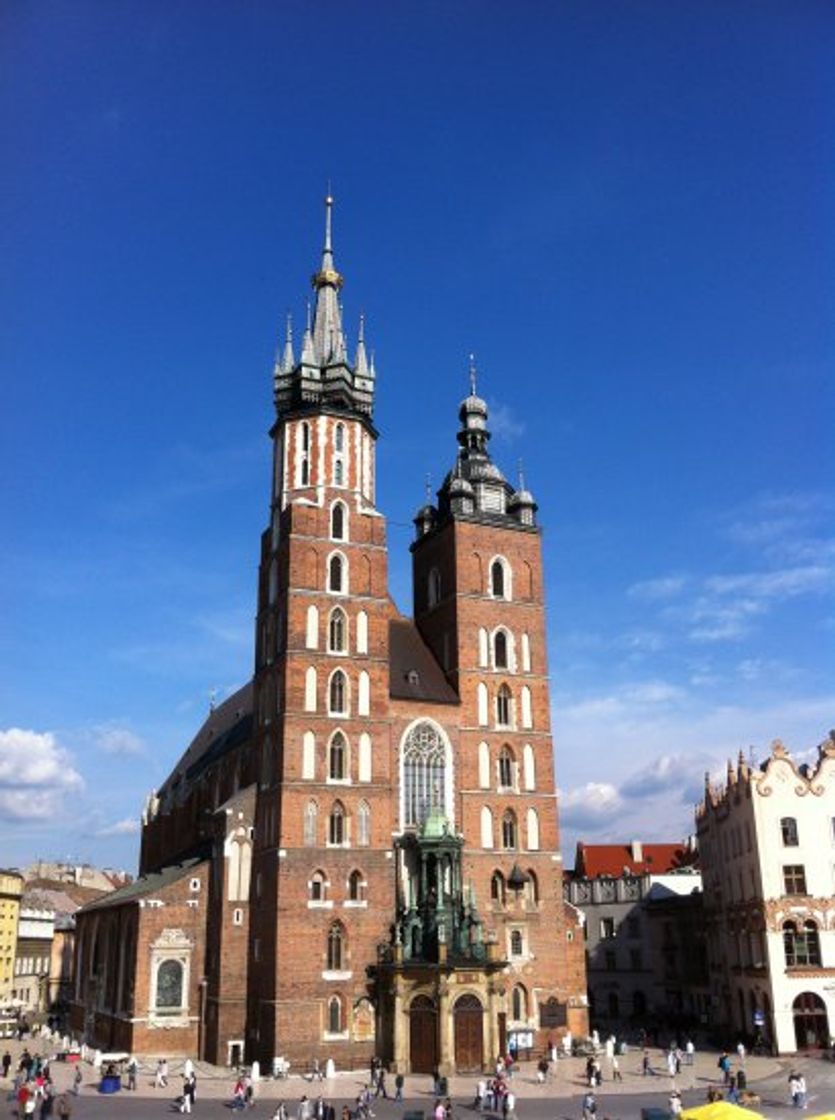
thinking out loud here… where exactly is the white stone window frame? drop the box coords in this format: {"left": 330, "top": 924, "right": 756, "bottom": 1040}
{"left": 327, "top": 550, "right": 349, "bottom": 596}
{"left": 326, "top": 728, "right": 352, "bottom": 785}
{"left": 330, "top": 499, "right": 349, "bottom": 543}
{"left": 327, "top": 668, "right": 351, "bottom": 719}
{"left": 491, "top": 626, "right": 515, "bottom": 673}
{"left": 488, "top": 554, "right": 513, "bottom": 601}
{"left": 148, "top": 930, "right": 192, "bottom": 1024}
{"left": 398, "top": 717, "right": 455, "bottom": 832}
{"left": 327, "top": 606, "right": 349, "bottom": 654}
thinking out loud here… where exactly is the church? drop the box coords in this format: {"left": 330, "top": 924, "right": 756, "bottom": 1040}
{"left": 70, "top": 199, "right": 588, "bottom": 1073}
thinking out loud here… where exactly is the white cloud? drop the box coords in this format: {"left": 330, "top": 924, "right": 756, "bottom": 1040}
{"left": 559, "top": 782, "right": 623, "bottom": 830}
{"left": 705, "top": 565, "right": 831, "bottom": 600}
{"left": 91, "top": 723, "right": 146, "bottom": 756}
{"left": 0, "top": 729, "right": 83, "bottom": 821}
{"left": 628, "top": 576, "right": 687, "bottom": 601}
{"left": 95, "top": 818, "right": 140, "bottom": 837}
{"left": 486, "top": 402, "right": 525, "bottom": 442}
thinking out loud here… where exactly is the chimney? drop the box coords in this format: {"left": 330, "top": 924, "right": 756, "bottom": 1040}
{"left": 630, "top": 840, "right": 643, "bottom": 862}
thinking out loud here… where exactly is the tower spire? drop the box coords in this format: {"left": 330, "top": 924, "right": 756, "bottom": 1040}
{"left": 469, "top": 353, "right": 477, "bottom": 396}
{"left": 281, "top": 312, "right": 295, "bottom": 373}
{"left": 311, "top": 191, "right": 345, "bottom": 363}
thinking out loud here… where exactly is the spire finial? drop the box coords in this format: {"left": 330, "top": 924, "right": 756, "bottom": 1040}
{"left": 358, "top": 311, "right": 365, "bottom": 342}
{"left": 425, "top": 473, "right": 432, "bottom": 502}
{"left": 469, "top": 353, "right": 477, "bottom": 396}
{"left": 286, "top": 311, "right": 293, "bottom": 341}
{"left": 324, "top": 186, "right": 334, "bottom": 254}
{"left": 306, "top": 299, "right": 312, "bottom": 331}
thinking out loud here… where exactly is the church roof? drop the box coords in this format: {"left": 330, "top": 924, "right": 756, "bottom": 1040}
{"left": 78, "top": 856, "right": 206, "bottom": 914}
{"left": 572, "top": 841, "right": 698, "bottom": 878}
{"left": 158, "top": 682, "right": 254, "bottom": 795}
{"left": 388, "top": 618, "right": 458, "bottom": 705}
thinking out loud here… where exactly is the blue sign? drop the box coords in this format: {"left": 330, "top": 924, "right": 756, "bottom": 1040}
{"left": 753, "top": 1010, "right": 765, "bottom": 1026}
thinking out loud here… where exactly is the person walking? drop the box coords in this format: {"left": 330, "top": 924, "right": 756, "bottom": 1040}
{"left": 71, "top": 1067, "right": 82, "bottom": 1096}
{"left": 641, "top": 1050, "right": 653, "bottom": 1076}
{"left": 581, "top": 1090, "right": 597, "bottom": 1120}
{"left": 2, "top": 1050, "right": 11, "bottom": 1078}
{"left": 669, "top": 1091, "right": 682, "bottom": 1117}
{"left": 611, "top": 1053, "right": 622, "bottom": 1083}
{"left": 685, "top": 1040, "right": 695, "bottom": 1067}
{"left": 394, "top": 1073, "right": 405, "bottom": 1102}
{"left": 55, "top": 1093, "right": 72, "bottom": 1120}
{"left": 126, "top": 1055, "right": 138, "bottom": 1091}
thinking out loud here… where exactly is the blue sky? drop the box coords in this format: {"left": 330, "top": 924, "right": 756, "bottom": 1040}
{"left": 1, "top": 2, "right": 832, "bottom": 873}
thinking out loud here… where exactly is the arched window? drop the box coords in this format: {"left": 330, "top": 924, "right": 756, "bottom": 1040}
{"left": 301, "top": 421, "right": 310, "bottom": 452}
{"left": 490, "top": 559, "right": 505, "bottom": 598}
{"left": 356, "top": 610, "right": 368, "bottom": 654}
{"left": 502, "top": 810, "right": 518, "bottom": 850}
{"left": 328, "top": 608, "right": 347, "bottom": 653}
{"left": 511, "top": 985, "right": 527, "bottom": 1021}
{"left": 521, "top": 632, "right": 531, "bottom": 672}
{"left": 358, "top": 670, "right": 370, "bottom": 716}
{"left": 510, "top": 929, "right": 523, "bottom": 957}
{"left": 331, "top": 502, "right": 346, "bottom": 540}
{"left": 327, "top": 923, "right": 344, "bottom": 970}
{"left": 155, "top": 959, "right": 183, "bottom": 1011}
{"left": 328, "top": 732, "right": 347, "bottom": 781}
{"left": 526, "top": 807, "right": 540, "bottom": 850}
{"left": 303, "top": 800, "right": 318, "bottom": 846}
{"left": 428, "top": 568, "right": 442, "bottom": 608}
{"left": 328, "top": 995, "right": 342, "bottom": 1034}
{"left": 334, "top": 459, "right": 344, "bottom": 486}
{"left": 328, "top": 554, "right": 345, "bottom": 593}
{"left": 784, "top": 920, "right": 821, "bottom": 967}
{"left": 498, "top": 745, "right": 515, "bottom": 789}
{"left": 310, "top": 870, "right": 327, "bottom": 902}
{"left": 494, "top": 630, "right": 508, "bottom": 670}
{"left": 301, "top": 457, "right": 309, "bottom": 486}
{"left": 402, "top": 720, "right": 448, "bottom": 828}
{"left": 478, "top": 741, "right": 490, "bottom": 789}
{"left": 520, "top": 685, "right": 532, "bottom": 729}
{"left": 524, "top": 869, "right": 539, "bottom": 904}
{"left": 781, "top": 817, "right": 799, "bottom": 846}
{"left": 328, "top": 802, "right": 346, "bottom": 846}
{"left": 490, "top": 871, "right": 506, "bottom": 905}
{"left": 481, "top": 806, "right": 494, "bottom": 849}
{"left": 329, "top": 670, "right": 347, "bottom": 715}
{"left": 477, "top": 682, "right": 489, "bottom": 726}
{"left": 522, "top": 744, "right": 535, "bottom": 791}
{"left": 334, "top": 423, "right": 345, "bottom": 453}
{"left": 497, "top": 684, "right": 512, "bottom": 727}
{"left": 302, "top": 730, "right": 315, "bottom": 780}
{"left": 358, "top": 734, "right": 372, "bottom": 783}
{"left": 348, "top": 870, "right": 365, "bottom": 902}
{"left": 357, "top": 801, "right": 370, "bottom": 847}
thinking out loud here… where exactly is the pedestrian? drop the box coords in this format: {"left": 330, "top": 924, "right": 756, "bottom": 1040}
{"left": 727, "top": 1073, "right": 739, "bottom": 1105}
{"left": 611, "top": 1054, "right": 622, "bottom": 1083}
{"left": 796, "top": 1073, "right": 807, "bottom": 1110}
{"left": 536, "top": 1057, "right": 548, "bottom": 1084}
{"left": 55, "top": 1093, "right": 72, "bottom": 1120}
{"left": 72, "top": 1067, "right": 82, "bottom": 1096}
{"left": 669, "top": 1091, "right": 682, "bottom": 1117}
{"left": 272, "top": 1106, "right": 288, "bottom": 1120}
{"left": 503, "top": 1090, "right": 516, "bottom": 1120}
{"left": 41, "top": 1081, "right": 56, "bottom": 1118}
{"left": 375, "top": 1069, "right": 389, "bottom": 1099}
{"left": 685, "top": 1040, "right": 695, "bottom": 1067}
{"left": 581, "top": 1090, "right": 597, "bottom": 1120}
{"left": 641, "top": 1050, "right": 652, "bottom": 1076}
{"left": 127, "top": 1055, "right": 138, "bottom": 1090}
{"left": 2, "top": 1050, "right": 11, "bottom": 1078}
{"left": 717, "top": 1052, "right": 731, "bottom": 1086}
{"left": 736, "top": 1041, "right": 746, "bottom": 1067}
{"left": 789, "top": 1071, "right": 801, "bottom": 1108}
{"left": 155, "top": 1058, "right": 168, "bottom": 1088}
{"left": 434, "top": 1098, "right": 445, "bottom": 1120}
{"left": 394, "top": 1073, "right": 405, "bottom": 1102}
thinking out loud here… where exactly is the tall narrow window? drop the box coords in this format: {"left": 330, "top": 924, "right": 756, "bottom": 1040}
{"left": 783, "top": 865, "right": 807, "bottom": 895}
{"left": 490, "top": 871, "right": 505, "bottom": 905}
{"left": 780, "top": 817, "right": 799, "bottom": 846}
{"left": 155, "top": 959, "right": 184, "bottom": 1012}
{"left": 328, "top": 608, "right": 346, "bottom": 653}
{"left": 328, "top": 732, "right": 347, "bottom": 781}
{"left": 511, "top": 985, "right": 526, "bottom": 1020}
{"left": 526, "top": 807, "right": 540, "bottom": 850}
{"left": 402, "top": 721, "right": 447, "bottom": 828}
{"left": 301, "top": 458, "right": 309, "bottom": 485}
{"left": 310, "top": 870, "right": 327, "bottom": 902}
{"left": 329, "top": 554, "right": 344, "bottom": 593}
{"left": 328, "top": 802, "right": 346, "bottom": 846}
{"left": 304, "top": 801, "right": 318, "bottom": 846}
{"left": 334, "top": 459, "right": 344, "bottom": 486}
{"left": 510, "top": 930, "right": 523, "bottom": 957}
{"left": 498, "top": 746, "right": 515, "bottom": 789}
{"left": 357, "top": 801, "right": 370, "bottom": 846}
{"left": 301, "top": 421, "right": 310, "bottom": 451}
{"left": 428, "top": 568, "right": 441, "bottom": 608}
{"left": 497, "top": 684, "right": 512, "bottom": 727}
{"left": 480, "top": 806, "right": 494, "bottom": 849}
{"left": 356, "top": 610, "right": 368, "bottom": 654}
{"left": 331, "top": 503, "right": 346, "bottom": 540}
{"left": 502, "top": 810, "right": 518, "bottom": 850}
{"left": 328, "top": 996, "right": 342, "bottom": 1033}
{"left": 329, "top": 670, "right": 347, "bottom": 715}
{"left": 490, "top": 560, "right": 503, "bottom": 604}
{"left": 304, "top": 667, "right": 317, "bottom": 712}
{"left": 334, "top": 423, "right": 345, "bottom": 453}
{"left": 327, "top": 923, "right": 344, "bottom": 970}
{"left": 348, "top": 869, "right": 364, "bottom": 901}
{"left": 494, "top": 630, "right": 508, "bottom": 670}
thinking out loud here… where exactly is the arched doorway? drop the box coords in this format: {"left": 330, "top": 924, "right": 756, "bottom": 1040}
{"left": 793, "top": 992, "right": 829, "bottom": 1050}
{"left": 409, "top": 995, "right": 438, "bottom": 1074}
{"left": 454, "top": 993, "right": 484, "bottom": 1072}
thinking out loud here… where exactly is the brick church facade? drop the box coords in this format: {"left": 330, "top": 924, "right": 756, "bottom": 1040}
{"left": 71, "top": 200, "right": 587, "bottom": 1072}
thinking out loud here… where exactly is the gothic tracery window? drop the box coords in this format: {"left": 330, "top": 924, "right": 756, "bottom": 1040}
{"left": 402, "top": 721, "right": 448, "bottom": 828}
{"left": 327, "top": 923, "right": 344, "bottom": 970}
{"left": 329, "top": 670, "right": 347, "bottom": 715}
{"left": 328, "top": 801, "right": 346, "bottom": 846}
{"left": 328, "top": 732, "right": 347, "bottom": 781}
{"left": 329, "top": 554, "right": 344, "bottom": 593}
{"left": 329, "top": 608, "right": 346, "bottom": 652}
{"left": 496, "top": 684, "right": 512, "bottom": 727}
{"left": 331, "top": 502, "right": 346, "bottom": 540}
{"left": 502, "top": 809, "right": 518, "bottom": 850}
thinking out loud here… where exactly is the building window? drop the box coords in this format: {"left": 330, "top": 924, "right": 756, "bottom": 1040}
{"left": 233, "top": 908, "right": 243, "bottom": 926}
{"left": 328, "top": 995, "right": 342, "bottom": 1034}
{"left": 328, "top": 554, "right": 345, "bottom": 593}
{"left": 334, "top": 423, "right": 345, "bottom": 453}
{"left": 510, "top": 930, "right": 523, "bottom": 957}
{"left": 304, "top": 800, "right": 318, "bottom": 846}
{"left": 155, "top": 959, "right": 183, "bottom": 1012}
{"left": 783, "top": 920, "right": 821, "bottom": 967}
{"left": 348, "top": 869, "right": 365, "bottom": 902}
{"left": 329, "top": 670, "right": 347, "bottom": 715}
{"left": 328, "top": 802, "right": 346, "bottom": 846}
{"left": 783, "top": 865, "right": 807, "bottom": 895}
{"left": 357, "top": 801, "right": 370, "bottom": 847}
{"left": 428, "top": 568, "right": 441, "bottom": 608}
{"left": 524, "top": 869, "right": 538, "bottom": 905}
{"left": 301, "top": 421, "right": 310, "bottom": 451}
{"left": 491, "top": 559, "right": 507, "bottom": 599}
{"left": 496, "top": 684, "right": 512, "bottom": 727}
{"left": 494, "top": 630, "right": 508, "bottom": 670}
{"left": 334, "top": 459, "right": 344, "bottom": 486}
{"left": 781, "top": 817, "right": 799, "bottom": 846}
{"left": 498, "top": 745, "right": 515, "bottom": 789}
{"left": 490, "top": 871, "right": 506, "bottom": 906}
{"left": 301, "top": 458, "right": 310, "bottom": 486}
{"left": 511, "top": 985, "right": 526, "bottom": 1020}
{"left": 331, "top": 502, "right": 345, "bottom": 540}
{"left": 402, "top": 720, "right": 447, "bottom": 828}
{"left": 328, "top": 608, "right": 347, "bottom": 653}
{"left": 501, "top": 810, "right": 518, "bottom": 850}
{"left": 328, "top": 732, "right": 347, "bottom": 781}
{"left": 600, "top": 917, "right": 616, "bottom": 940}
{"left": 310, "top": 871, "right": 327, "bottom": 902}
{"left": 327, "top": 924, "right": 344, "bottom": 971}
{"left": 605, "top": 950, "right": 617, "bottom": 972}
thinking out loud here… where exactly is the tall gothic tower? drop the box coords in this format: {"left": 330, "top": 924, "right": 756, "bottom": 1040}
{"left": 248, "top": 198, "right": 396, "bottom": 1065}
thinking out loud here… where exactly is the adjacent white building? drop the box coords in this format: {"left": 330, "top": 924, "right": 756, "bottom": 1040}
{"left": 697, "top": 734, "right": 835, "bottom": 1052}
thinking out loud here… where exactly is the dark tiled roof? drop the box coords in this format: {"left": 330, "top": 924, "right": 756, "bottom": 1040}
{"left": 389, "top": 619, "right": 459, "bottom": 705}
{"left": 79, "top": 857, "right": 206, "bottom": 913}
{"left": 159, "top": 682, "right": 253, "bottom": 795}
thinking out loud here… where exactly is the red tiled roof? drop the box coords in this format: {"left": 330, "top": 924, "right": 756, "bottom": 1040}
{"left": 573, "top": 841, "right": 697, "bottom": 878}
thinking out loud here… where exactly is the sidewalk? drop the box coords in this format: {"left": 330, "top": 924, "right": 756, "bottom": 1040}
{"left": 0, "top": 1038, "right": 786, "bottom": 1105}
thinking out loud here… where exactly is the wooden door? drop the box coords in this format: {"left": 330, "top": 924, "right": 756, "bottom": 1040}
{"left": 409, "top": 996, "right": 438, "bottom": 1074}
{"left": 454, "top": 994, "right": 484, "bottom": 1072}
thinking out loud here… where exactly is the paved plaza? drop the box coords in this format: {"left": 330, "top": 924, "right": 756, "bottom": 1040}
{"left": 3, "top": 1039, "right": 835, "bottom": 1119}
